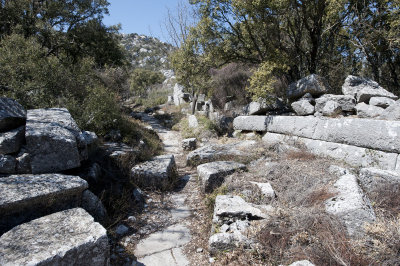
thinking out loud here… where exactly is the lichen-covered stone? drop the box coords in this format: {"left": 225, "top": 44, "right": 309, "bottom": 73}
{"left": 0, "top": 208, "right": 109, "bottom": 266}
{"left": 359, "top": 167, "right": 400, "bottom": 192}
{"left": 0, "top": 126, "right": 25, "bottom": 155}
{"left": 0, "top": 98, "right": 26, "bottom": 132}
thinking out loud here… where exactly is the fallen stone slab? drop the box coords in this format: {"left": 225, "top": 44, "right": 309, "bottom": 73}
{"left": 287, "top": 74, "right": 330, "bottom": 100}
{"left": 359, "top": 167, "right": 400, "bottom": 192}
{"left": 355, "top": 103, "right": 384, "bottom": 118}
{"left": 208, "top": 231, "right": 250, "bottom": 255}
{"left": 250, "top": 181, "right": 276, "bottom": 201}
{"left": 131, "top": 154, "right": 178, "bottom": 190}
{"left": 0, "top": 126, "right": 24, "bottom": 155}
{"left": 369, "top": 97, "right": 395, "bottom": 108}
{"left": 265, "top": 116, "right": 319, "bottom": 138}
{"left": 325, "top": 174, "right": 376, "bottom": 237}
{"left": 262, "top": 133, "right": 398, "bottom": 170}
{"left": 0, "top": 154, "right": 17, "bottom": 174}
{"left": 25, "top": 108, "right": 83, "bottom": 174}
{"left": 0, "top": 174, "right": 88, "bottom": 234}
{"left": 233, "top": 116, "right": 268, "bottom": 131}
{"left": 0, "top": 98, "right": 26, "bottom": 132}
{"left": 315, "top": 94, "right": 356, "bottom": 113}
{"left": 197, "top": 161, "right": 246, "bottom": 193}
{"left": 187, "top": 140, "right": 257, "bottom": 166}
{"left": 291, "top": 100, "right": 315, "bottom": 116}
{"left": 0, "top": 208, "right": 109, "bottom": 265}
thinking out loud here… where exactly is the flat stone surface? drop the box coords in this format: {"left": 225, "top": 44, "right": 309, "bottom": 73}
{"left": 265, "top": 116, "right": 319, "bottom": 138}
{"left": 0, "top": 126, "right": 24, "bottom": 154}
{"left": 233, "top": 116, "right": 268, "bottom": 131}
{"left": 25, "top": 108, "right": 82, "bottom": 174}
{"left": 208, "top": 231, "right": 250, "bottom": 255}
{"left": 188, "top": 115, "right": 198, "bottom": 128}
{"left": 137, "top": 247, "right": 189, "bottom": 266}
{"left": 197, "top": 161, "right": 246, "bottom": 193}
{"left": 0, "top": 174, "right": 88, "bottom": 234}
{"left": 131, "top": 154, "right": 178, "bottom": 190}
{"left": 0, "top": 98, "right": 26, "bottom": 132}
{"left": 0, "top": 208, "right": 109, "bottom": 266}
{"left": 325, "top": 174, "right": 376, "bottom": 237}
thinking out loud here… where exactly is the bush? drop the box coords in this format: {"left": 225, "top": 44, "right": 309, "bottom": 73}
{"left": 129, "top": 68, "right": 164, "bottom": 96}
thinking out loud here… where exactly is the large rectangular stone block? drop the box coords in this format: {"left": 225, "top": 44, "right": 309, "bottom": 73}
{"left": 0, "top": 174, "right": 88, "bottom": 234}
{"left": 265, "top": 116, "right": 319, "bottom": 138}
{"left": 0, "top": 208, "right": 109, "bottom": 265}
{"left": 233, "top": 116, "right": 268, "bottom": 131}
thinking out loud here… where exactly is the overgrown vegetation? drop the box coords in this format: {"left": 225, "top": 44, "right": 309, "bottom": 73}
{"left": 172, "top": 114, "right": 219, "bottom": 139}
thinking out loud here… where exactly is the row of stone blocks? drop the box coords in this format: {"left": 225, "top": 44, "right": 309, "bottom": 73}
{"left": 0, "top": 174, "right": 109, "bottom": 265}
{"left": 234, "top": 115, "right": 400, "bottom": 170}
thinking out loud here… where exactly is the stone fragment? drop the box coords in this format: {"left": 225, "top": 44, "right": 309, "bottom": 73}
{"left": 369, "top": 97, "right": 395, "bottom": 108}
{"left": 197, "top": 161, "right": 246, "bottom": 193}
{"left": 0, "top": 208, "right": 109, "bottom": 266}
{"left": 287, "top": 74, "right": 330, "bottom": 100}
{"left": 289, "top": 260, "right": 316, "bottom": 266}
{"left": 0, "top": 154, "right": 16, "bottom": 174}
{"left": 355, "top": 103, "right": 384, "bottom": 118}
{"left": 315, "top": 94, "right": 356, "bottom": 112}
{"left": 15, "top": 150, "right": 30, "bottom": 174}
{"left": 359, "top": 167, "right": 400, "bottom": 192}
{"left": 188, "top": 115, "right": 198, "bottom": 128}
{"left": 250, "top": 182, "right": 276, "bottom": 201}
{"left": 82, "top": 190, "right": 108, "bottom": 224}
{"left": 208, "top": 232, "right": 250, "bottom": 255}
{"left": 25, "top": 108, "right": 82, "bottom": 174}
{"left": 321, "top": 100, "right": 342, "bottom": 116}
{"left": 0, "top": 126, "right": 24, "bottom": 155}
{"left": 233, "top": 116, "right": 268, "bottom": 131}
{"left": 291, "top": 100, "right": 315, "bottom": 116}
{"left": 0, "top": 174, "right": 88, "bottom": 234}
{"left": 182, "top": 138, "right": 197, "bottom": 151}
{"left": 379, "top": 100, "right": 400, "bottom": 121}
{"left": 115, "top": 224, "right": 129, "bottom": 236}
{"left": 325, "top": 174, "right": 376, "bottom": 237}
{"left": 243, "top": 97, "right": 285, "bottom": 115}
{"left": 0, "top": 98, "right": 26, "bottom": 132}
{"left": 131, "top": 154, "right": 178, "bottom": 190}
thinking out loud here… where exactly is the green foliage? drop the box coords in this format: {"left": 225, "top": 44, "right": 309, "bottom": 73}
{"left": 129, "top": 68, "right": 164, "bottom": 96}
{"left": 173, "top": 114, "right": 218, "bottom": 139}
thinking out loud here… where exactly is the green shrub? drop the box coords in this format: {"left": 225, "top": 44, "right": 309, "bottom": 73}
{"left": 129, "top": 68, "right": 164, "bottom": 96}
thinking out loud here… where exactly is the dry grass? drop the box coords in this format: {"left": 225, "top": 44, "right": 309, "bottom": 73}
{"left": 286, "top": 150, "right": 316, "bottom": 161}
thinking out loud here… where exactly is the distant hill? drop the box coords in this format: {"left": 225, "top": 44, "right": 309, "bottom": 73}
{"left": 120, "top": 33, "right": 175, "bottom": 72}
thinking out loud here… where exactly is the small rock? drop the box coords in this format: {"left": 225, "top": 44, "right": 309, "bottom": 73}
{"left": 0, "top": 154, "right": 17, "bottom": 174}
{"left": 378, "top": 100, "right": 400, "bottom": 121}
{"left": 115, "top": 225, "right": 129, "bottom": 236}
{"left": 81, "top": 190, "right": 108, "bottom": 223}
{"left": 250, "top": 182, "right": 276, "bottom": 201}
{"left": 196, "top": 248, "right": 203, "bottom": 253}
{"left": 289, "top": 260, "right": 315, "bottom": 266}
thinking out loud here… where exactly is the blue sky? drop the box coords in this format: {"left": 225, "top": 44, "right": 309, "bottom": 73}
{"left": 103, "top": 0, "right": 181, "bottom": 43}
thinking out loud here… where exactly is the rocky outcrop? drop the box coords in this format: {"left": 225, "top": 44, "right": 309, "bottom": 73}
{"left": 0, "top": 98, "right": 26, "bottom": 132}
{"left": 0, "top": 208, "right": 109, "bottom": 265}
{"left": 197, "top": 161, "right": 246, "bottom": 193}
{"left": 131, "top": 154, "right": 178, "bottom": 190}
{"left": 0, "top": 174, "right": 88, "bottom": 234}
{"left": 287, "top": 74, "right": 330, "bottom": 100}
{"left": 325, "top": 174, "right": 376, "bottom": 237}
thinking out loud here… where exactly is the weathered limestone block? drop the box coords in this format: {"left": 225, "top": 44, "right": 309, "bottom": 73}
{"left": 321, "top": 100, "right": 342, "bottom": 116}
{"left": 131, "top": 154, "right": 178, "bottom": 190}
{"left": 197, "top": 161, "right": 246, "bottom": 193}
{"left": 182, "top": 138, "right": 197, "bottom": 151}
{"left": 0, "top": 98, "right": 26, "bottom": 132}
{"left": 315, "top": 94, "right": 356, "bottom": 112}
{"left": 355, "top": 103, "right": 384, "bottom": 118}
{"left": 379, "top": 100, "right": 400, "bottom": 121}
{"left": 0, "top": 174, "right": 88, "bottom": 234}
{"left": 0, "top": 208, "right": 109, "bottom": 266}
{"left": 262, "top": 133, "right": 398, "bottom": 170}
{"left": 287, "top": 74, "right": 330, "bottom": 100}
{"left": 250, "top": 181, "right": 276, "bottom": 201}
{"left": 0, "top": 126, "right": 25, "bottom": 154}
{"left": 233, "top": 116, "right": 268, "bottom": 131}
{"left": 359, "top": 167, "right": 400, "bottom": 192}
{"left": 188, "top": 115, "right": 198, "bottom": 128}
{"left": 369, "top": 97, "right": 395, "bottom": 108}
{"left": 243, "top": 97, "right": 285, "bottom": 115}
{"left": 0, "top": 155, "right": 16, "bottom": 174}
{"left": 25, "top": 108, "right": 82, "bottom": 174}
{"left": 325, "top": 174, "right": 376, "bottom": 237}
{"left": 265, "top": 116, "right": 319, "bottom": 138}
{"left": 82, "top": 190, "right": 108, "bottom": 224}
{"left": 291, "top": 100, "right": 315, "bottom": 116}
{"left": 208, "top": 232, "right": 250, "bottom": 255}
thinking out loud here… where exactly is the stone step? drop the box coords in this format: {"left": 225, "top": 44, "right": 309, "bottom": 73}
{"left": 0, "top": 208, "right": 109, "bottom": 266}
{"left": 0, "top": 174, "right": 88, "bottom": 234}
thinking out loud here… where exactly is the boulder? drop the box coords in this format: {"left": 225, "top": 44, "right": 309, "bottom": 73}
{"left": 131, "top": 154, "right": 178, "bottom": 190}
{"left": 0, "top": 126, "right": 25, "bottom": 155}
{"left": 81, "top": 190, "right": 108, "bottom": 224}
{"left": 243, "top": 97, "right": 285, "bottom": 115}
{"left": 287, "top": 74, "right": 330, "bottom": 100}
{"left": 359, "top": 167, "right": 400, "bottom": 192}
{"left": 188, "top": 115, "right": 198, "bottom": 128}
{"left": 0, "top": 208, "right": 109, "bottom": 266}
{"left": 342, "top": 75, "right": 398, "bottom": 103}
{"left": 379, "top": 100, "right": 400, "bottom": 121}
{"left": 250, "top": 182, "right": 276, "bottom": 201}
{"left": 291, "top": 100, "right": 315, "bottom": 116}
{"left": 355, "top": 103, "right": 384, "bottom": 118}
{"left": 369, "top": 97, "right": 395, "bottom": 108}
{"left": 25, "top": 108, "right": 83, "bottom": 174}
{"left": 0, "top": 174, "right": 88, "bottom": 234}
{"left": 315, "top": 94, "right": 356, "bottom": 112}
{"left": 182, "top": 138, "right": 197, "bottom": 151}
{"left": 321, "top": 100, "right": 341, "bottom": 116}
{"left": 0, "top": 98, "right": 26, "bottom": 132}
{"left": 197, "top": 161, "right": 246, "bottom": 193}
{"left": 233, "top": 116, "right": 268, "bottom": 131}
{"left": 325, "top": 174, "right": 376, "bottom": 237}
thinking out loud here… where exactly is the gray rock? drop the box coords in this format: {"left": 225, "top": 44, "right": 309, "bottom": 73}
{"left": 208, "top": 232, "right": 250, "bottom": 255}
{"left": 132, "top": 188, "right": 145, "bottom": 205}
{"left": 0, "top": 126, "right": 25, "bottom": 155}
{"left": 0, "top": 174, "right": 88, "bottom": 234}
{"left": 82, "top": 190, "right": 108, "bottom": 224}
{"left": 355, "top": 103, "right": 384, "bottom": 118}
{"left": 187, "top": 140, "right": 257, "bottom": 166}
{"left": 188, "top": 115, "right": 198, "bottom": 128}
{"left": 25, "top": 108, "right": 83, "bottom": 174}
{"left": 369, "top": 97, "right": 396, "bottom": 108}
{"left": 0, "top": 154, "right": 16, "bottom": 174}
{"left": 321, "top": 100, "right": 342, "bottom": 116}
{"left": 315, "top": 94, "right": 356, "bottom": 112}
{"left": 115, "top": 224, "right": 129, "bottom": 236}
{"left": 328, "top": 165, "right": 351, "bottom": 177}
{"left": 233, "top": 116, "right": 268, "bottom": 131}
{"left": 291, "top": 100, "right": 315, "bottom": 116}
{"left": 0, "top": 98, "right": 26, "bottom": 132}
{"left": 250, "top": 182, "right": 276, "bottom": 201}
{"left": 287, "top": 74, "right": 330, "bottom": 100}
{"left": 265, "top": 116, "right": 319, "bottom": 139}
{"left": 342, "top": 75, "right": 398, "bottom": 103}
{"left": 131, "top": 154, "right": 178, "bottom": 190}
{"left": 379, "top": 100, "right": 400, "bottom": 121}
{"left": 102, "top": 142, "right": 136, "bottom": 160}
{"left": 289, "top": 260, "right": 315, "bottom": 266}
{"left": 359, "top": 167, "right": 400, "bottom": 191}
{"left": 325, "top": 174, "right": 376, "bottom": 237}
{"left": 243, "top": 98, "right": 285, "bottom": 115}
{"left": 182, "top": 138, "right": 197, "bottom": 151}
{"left": 0, "top": 208, "right": 109, "bottom": 266}
{"left": 173, "top": 83, "right": 190, "bottom": 106}
{"left": 15, "top": 150, "right": 31, "bottom": 174}
{"left": 197, "top": 161, "right": 246, "bottom": 193}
